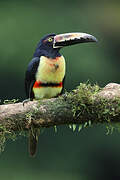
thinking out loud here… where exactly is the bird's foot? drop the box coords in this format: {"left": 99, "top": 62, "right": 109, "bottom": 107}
{"left": 23, "top": 98, "right": 31, "bottom": 106}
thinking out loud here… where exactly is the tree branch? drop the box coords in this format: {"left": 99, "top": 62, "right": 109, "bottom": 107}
{"left": 1, "top": 82, "right": 120, "bottom": 152}
{"left": 1, "top": 82, "right": 120, "bottom": 131}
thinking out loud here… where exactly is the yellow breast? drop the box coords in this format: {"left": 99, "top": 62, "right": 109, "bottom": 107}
{"left": 36, "top": 56, "right": 66, "bottom": 83}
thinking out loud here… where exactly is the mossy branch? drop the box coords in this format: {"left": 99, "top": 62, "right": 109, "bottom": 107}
{"left": 1, "top": 82, "right": 120, "bottom": 129}
{"left": 0, "top": 82, "right": 120, "bottom": 152}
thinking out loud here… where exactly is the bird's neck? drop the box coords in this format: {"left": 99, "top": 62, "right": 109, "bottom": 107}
{"left": 33, "top": 47, "right": 61, "bottom": 59}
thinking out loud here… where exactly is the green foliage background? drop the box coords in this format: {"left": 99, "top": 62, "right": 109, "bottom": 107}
{"left": 0, "top": 0, "right": 120, "bottom": 179}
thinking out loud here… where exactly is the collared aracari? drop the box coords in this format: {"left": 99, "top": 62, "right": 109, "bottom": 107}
{"left": 25, "top": 32, "right": 97, "bottom": 157}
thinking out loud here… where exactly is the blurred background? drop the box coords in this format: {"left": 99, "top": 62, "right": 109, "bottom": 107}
{"left": 0, "top": 0, "right": 120, "bottom": 179}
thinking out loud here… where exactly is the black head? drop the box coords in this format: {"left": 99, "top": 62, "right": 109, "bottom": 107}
{"left": 33, "top": 33, "right": 61, "bottom": 59}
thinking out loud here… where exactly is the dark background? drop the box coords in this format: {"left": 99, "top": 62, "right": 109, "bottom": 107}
{"left": 1, "top": 0, "right": 120, "bottom": 179}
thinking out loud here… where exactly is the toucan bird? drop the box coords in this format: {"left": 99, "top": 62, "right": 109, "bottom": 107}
{"left": 25, "top": 32, "right": 97, "bottom": 157}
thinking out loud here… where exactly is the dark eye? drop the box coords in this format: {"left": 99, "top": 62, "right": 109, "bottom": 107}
{"left": 48, "top": 37, "right": 53, "bottom": 42}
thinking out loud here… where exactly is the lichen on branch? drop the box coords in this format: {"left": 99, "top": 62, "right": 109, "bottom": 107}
{"left": 0, "top": 82, "right": 120, "bottom": 153}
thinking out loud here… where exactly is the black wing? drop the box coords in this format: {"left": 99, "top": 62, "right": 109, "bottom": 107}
{"left": 25, "top": 57, "right": 40, "bottom": 99}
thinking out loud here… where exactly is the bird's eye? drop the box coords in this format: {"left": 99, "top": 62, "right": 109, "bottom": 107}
{"left": 48, "top": 37, "right": 53, "bottom": 42}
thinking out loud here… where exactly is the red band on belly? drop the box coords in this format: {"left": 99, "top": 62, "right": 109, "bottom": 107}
{"left": 33, "top": 81, "right": 63, "bottom": 88}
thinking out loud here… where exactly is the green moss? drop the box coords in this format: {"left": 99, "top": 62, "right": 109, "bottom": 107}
{"left": 67, "top": 83, "right": 99, "bottom": 120}
{"left": 0, "top": 124, "right": 17, "bottom": 153}
{"left": 0, "top": 126, "right": 6, "bottom": 153}
{"left": 106, "top": 124, "right": 114, "bottom": 135}
{"left": 67, "top": 83, "right": 120, "bottom": 127}
{"left": 3, "top": 99, "right": 19, "bottom": 104}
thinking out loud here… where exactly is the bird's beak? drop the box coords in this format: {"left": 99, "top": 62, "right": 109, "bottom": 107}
{"left": 53, "top": 32, "right": 98, "bottom": 48}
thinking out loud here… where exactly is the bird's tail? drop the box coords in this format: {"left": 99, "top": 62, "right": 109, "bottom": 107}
{"left": 29, "top": 128, "right": 39, "bottom": 157}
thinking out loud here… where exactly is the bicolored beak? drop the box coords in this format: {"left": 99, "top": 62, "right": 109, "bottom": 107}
{"left": 53, "top": 32, "right": 97, "bottom": 48}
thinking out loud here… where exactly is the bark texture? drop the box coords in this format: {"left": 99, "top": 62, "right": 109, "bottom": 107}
{"left": 0, "top": 83, "right": 120, "bottom": 133}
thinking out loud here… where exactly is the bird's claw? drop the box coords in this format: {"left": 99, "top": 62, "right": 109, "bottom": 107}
{"left": 23, "top": 98, "right": 31, "bottom": 106}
